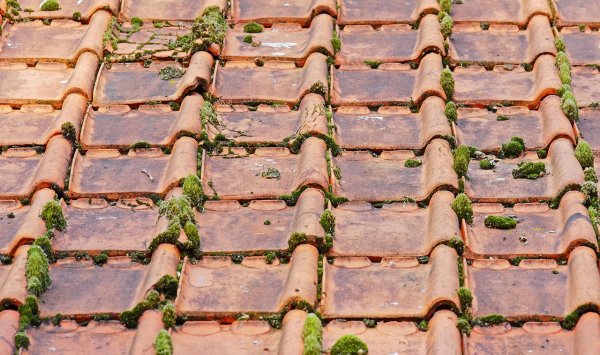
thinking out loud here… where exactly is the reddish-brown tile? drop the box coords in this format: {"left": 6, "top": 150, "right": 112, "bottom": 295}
{"left": 23, "top": 310, "right": 164, "bottom": 355}
{"left": 120, "top": 0, "right": 226, "bottom": 21}
{"left": 201, "top": 136, "right": 328, "bottom": 200}
{"left": 571, "top": 67, "right": 600, "bottom": 107}
{"left": 329, "top": 191, "right": 460, "bottom": 257}
{"left": 454, "top": 55, "right": 561, "bottom": 108}
{"left": 0, "top": 188, "right": 55, "bottom": 255}
{"left": 332, "top": 53, "right": 445, "bottom": 107}
{"left": 69, "top": 137, "right": 198, "bottom": 199}
{"left": 455, "top": 95, "right": 575, "bottom": 153}
{"left": 81, "top": 94, "right": 202, "bottom": 150}
{"left": 337, "top": 0, "right": 440, "bottom": 25}
{"left": 331, "top": 139, "right": 457, "bottom": 202}
{"left": 175, "top": 244, "right": 319, "bottom": 319}
{"left": 0, "top": 11, "right": 111, "bottom": 65}
{"left": 336, "top": 15, "right": 445, "bottom": 65}
{"left": 198, "top": 188, "right": 325, "bottom": 254}
{"left": 322, "top": 310, "right": 461, "bottom": 354}
{"left": 0, "top": 310, "right": 18, "bottom": 355}
{"left": 449, "top": 16, "right": 555, "bottom": 65}
{"left": 93, "top": 51, "right": 213, "bottom": 107}
{"left": 222, "top": 14, "right": 334, "bottom": 64}
{"left": 0, "top": 53, "right": 97, "bottom": 107}
{"left": 321, "top": 245, "right": 460, "bottom": 319}
{"left": 464, "top": 313, "right": 600, "bottom": 355}
{"left": 0, "top": 245, "right": 28, "bottom": 306}
{"left": 576, "top": 108, "right": 600, "bottom": 153}
{"left": 333, "top": 96, "right": 451, "bottom": 150}
{"left": 210, "top": 53, "right": 328, "bottom": 105}
{"left": 6, "top": 0, "right": 119, "bottom": 22}
{"left": 0, "top": 93, "right": 86, "bottom": 147}
{"left": 0, "top": 136, "right": 71, "bottom": 200}
{"left": 466, "top": 246, "right": 600, "bottom": 320}
{"left": 230, "top": 0, "right": 337, "bottom": 26}
{"left": 208, "top": 93, "right": 329, "bottom": 145}
{"left": 452, "top": 0, "right": 552, "bottom": 26}
{"left": 464, "top": 191, "right": 597, "bottom": 259}
{"left": 39, "top": 244, "right": 179, "bottom": 318}
{"left": 465, "top": 138, "right": 584, "bottom": 203}
{"left": 172, "top": 310, "right": 306, "bottom": 354}
{"left": 555, "top": 0, "right": 600, "bottom": 28}
{"left": 562, "top": 27, "right": 600, "bottom": 66}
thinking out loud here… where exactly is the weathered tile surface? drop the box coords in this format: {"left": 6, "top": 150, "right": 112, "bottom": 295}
{"left": 337, "top": 0, "right": 440, "bottom": 25}
{"left": 571, "top": 67, "right": 600, "bottom": 107}
{"left": 452, "top": 0, "right": 552, "bottom": 26}
{"left": 230, "top": 0, "right": 337, "bottom": 26}
{"left": 562, "top": 28, "right": 600, "bottom": 66}
{"left": 555, "top": 0, "right": 600, "bottom": 27}
{"left": 5, "top": 0, "right": 119, "bottom": 22}
{"left": 120, "top": 0, "right": 227, "bottom": 21}
{"left": 0, "top": 245, "right": 28, "bottom": 306}
{"left": 576, "top": 107, "right": 600, "bottom": 153}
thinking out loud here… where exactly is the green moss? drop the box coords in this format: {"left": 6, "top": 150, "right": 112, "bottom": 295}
{"left": 33, "top": 233, "right": 54, "bottom": 263}
{"left": 318, "top": 233, "right": 334, "bottom": 254}
{"left": 170, "top": 7, "right": 226, "bottom": 53}
{"left": 473, "top": 314, "right": 507, "bottom": 326}
{"left": 457, "top": 287, "right": 473, "bottom": 310}
{"left": 158, "top": 196, "right": 194, "bottom": 224}
{"left": 447, "top": 236, "right": 465, "bottom": 256}
{"left": 479, "top": 159, "right": 495, "bottom": 170}
{"left": 558, "top": 84, "right": 572, "bottom": 98}
{"left": 453, "top": 145, "right": 470, "bottom": 177}
{"left": 333, "top": 166, "right": 342, "bottom": 180}
{"left": 155, "top": 274, "right": 178, "bottom": 299}
{"left": 417, "top": 320, "right": 428, "bottom": 331}
{"left": 243, "top": 22, "right": 264, "bottom": 33}
{"left": 93, "top": 251, "right": 109, "bottom": 265}
{"left": 445, "top": 101, "right": 457, "bottom": 124}
{"left": 18, "top": 295, "right": 40, "bottom": 331}
{"left": 331, "top": 31, "right": 341, "bottom": 53}
{"left": 265, "top": 251, "right": 277, "bottom": 264}
{"left": 14, "top": 331, "right": 29, "bottom": 349}
{"left": 363, "top": 319, "right": 376, "bottom": 328}
{"left": 499, "top": 137, "right": 525, "bottom": 158}
{"left": 562, "top": 97, "right": 579, "bottom": 122}
{"left": 26, "top": 245, "right": 51, "bottom": 297}
{"left": 41, "top": 0, "right": 60, "bottom": 11}
{"left": 330, "top": 334, "right": 368, "bottom": 355}
{"left": 581, "top": 181, "right": 597, "bottom": 205}
{"left": 496, "top": 115, "right": 510, "bottom": 121}
{"left": 302, "top": 313, "right": 323, "bottom": 355}
{"left": 158, "top": 66, "right": 185, "bottom": 80}
{"left": 441, "top": 67, "right": 454, "bottom": 100}
{"left": 558, "top": 63, "right": 571, "bottom": 85}
{"left": 452, "top": 193, "right": 473, "bottom": 224}
{"left": 41, "top": 200, "right": 67, "bottom": 231}
{"left": 584, "top": 167, "right": 598, "bottom": 182}
{"left": 182, "top": 174, "right": 205, "bottom": 208}
{"left": 243, "top": 35, "right": 253, "bottom": 44}
{"left": 440, "top": 0, "right": 452, "bottom": 13}
{"left": 556, "top": 51, "right": 570, "bottom": 69}
{"left": 288, "top": 232, "right": 308, "bottom": 250}
{"left": 404, "top": 159, "right": 422, "bottom": 168}
{"left": 363, "top": 60, "right": 381, "bottom": 69}
{"left": 61, "top": 122, "right": 76, "bottom": 144}
{"left": 130, "top": 17, "right": 144, "bottom": 29}
{"left": 555, "top": 37, "right": 566, "bottom": 52}
{"left": 484, "top": 215, "right": 517, "bottom": 229}
{"left": 512, "top": 161, "right": 546, "bottom": 179}
{"left": 576, "top": 139, "right": 594, "bottom": 168}
{"left": 319, "top": 210, "right": 335, "bottom": 235}
{"left": 72, "top": 12, "right": 81, "bottom": 21}
{"left": 155, "top": 329, "right": 173, "bottom": 355}
{"left": 456, "top": 317, "right": 472, "bottom": 335}
{"left": 120, "top": 290, "right": 160, "bottom": 328}
{"left": 537, "top": 149, "right": 547, "bottom": 159}
{"left": 130, "top": 141, "right": 151, "bottom": 149}
{"left": 162, "top": 302, "right": 176, "bottom": 329}
{"left": 309, "top": 81, "right": 328, "bottom": 97}
{"left": 440, "top": 12, "right": 453, "bottom": 38}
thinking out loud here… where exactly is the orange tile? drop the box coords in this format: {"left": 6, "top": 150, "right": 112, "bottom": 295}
{"left": 562, "top": 27, "right": 600, "bottom": 66}
{"left": 0, "top": 310, "right": 18, "bottom": 355}
{"left": 7, "top": 0, "right": 119, "bottom": 22}
{"left": 175, "top": 244, "right": 319, "bottom": 319}
{"left": 0, "top": 245, "right": 28, "bottom": 306}
{"left": 555, "top": 0, "right": 600, "bottom": 27}
{"left": 337, "top": 0, "right": 440, "bottom": 25}
{"left": 331, "top": 139, "right": 457, "bottom": 202}
{"left": 230, "top": 0, "right": 337, "bottom": 26}
{"left": 571, "top": 67, "right": 600, "bottom": 107}
{"left": 452, "top": 0, "right": 551, "bottom": 26}
{"left": 120, "top": 0, "right": 226, "bottom": 22}
{"left": 576, "top": 108, "right": 600, "bottom": 153}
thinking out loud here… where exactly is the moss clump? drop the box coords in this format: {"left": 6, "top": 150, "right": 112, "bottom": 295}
{"left": 162, "top": 302, "right": 176, "bottom": 329}
{"left": 330, "top": 335, "right": 368, "bottom": 355}
{"left": 512, "top": 161, "right": 546, "bottom": 179}
{"left": 155, "top": 274, "right": 179, "bottom": 299}
{"left": 288, "top": 232, "right": 308, "bottom": 250}
{"left": 302, "top": 313, "right": 323, "bottom": 355}
{"left": 130, "top": 17, "right": 144, "bottom": 29}
{"left": 265, "top": 251, "right": 277, "bottom": 264}
{"left": 558, "top": 63, "right": 571, "bottom": 85}
{"left": 93, "top": 251, "right": 108, "bottom": 265}
{"left": 584, "top": 167, "right": 598, "bottom": 183}
{"left": 453, "top": 145, "right": 470, "bottom": 178}
{"left": 130, "top": 141, "right": 151, "bottom": 149}
{"left": 441, "top": 67, "right": 454, "bottom": 100}
{"left": 154, "top": 329, "right": 173, "bottom": 355}
{"left": 243, "top": 22, "right": 263, "bottom": 33}
{"left": 457, "top": 287, "right": 473, "bottom": 310}
{"left": 14, "top": 331, "right": 30, "bottom": 349}
{"left": 581, "top": 181, "right": 597, "bottom": 205}
{"left": 41, "top": 200, "right": 67, "bottom": 231}
{"left": 331, "top": 31, "right": 341, "bottom": 53}
{"left": 439, "top": 12, "right": 453, "bottom": 38}
{"left": 484, "top": 215, "right": 517, "bottom": 229}
{"left": 182, "top": 174, "right": 204, "bottom": 208}
{"left": 499, "top": 137, "right": 525, "bottom": 159}
{"left": 41, "top": 0, "right": 60, "bottom": 11}
{"left": 456, "top": 317, "right": 472, "bottom": 335}
{"left": 333, "top": 166, "right": 342, "bottom": 180}
{"left": 479, "top": 159, "right": 494, "bottom": 170}
{"left": 319, "top": 210, "right": 335, "bottom": 235}
{"left": 72, "top": 12, "right": 81, "bottom": 21}
{"left": 404, "top": 159, "right": 422, "bottom": 168}
{"left": 555, "top": 37, "right": 566, "bottom": 52}
{"left": 309, "top": 81, "right": 328, "bottom": 96}
{"left": 26, "top": 245, "right": 51, "bottom": 296}
{"left": 120, "top": 290, "right": 160, "bottom": 328}
{"left": 452, "top": 193, "right": 473, "bottom": 224}
{"left": 447, "top": 236, "right": 465, "bottom": 256}
{"left": 33, "top": 232, "right": 54, "bottom": 262}
{"left": 61, "top": 122, "right": 76, "bottom": 143}
{"left": 575, "top": 139, "right": 594, "bottom": 169}
{"left": 537, "top": 149, "right": 547, "bottom": 159}
{"left": 243, "top": 35, "right": 253, "bottom": 44}
{"left": 159, "top": 196, "right": 194, "bottom": 224}
{"left": 317, "top": 233, "right": 334, "bottom": 254}
{"left": 18, "top": 295, "right": 40, "bottom": 330}
{"left": 496, "top": 115, "right": 510, "bottom": 121}
{"left": 556, "top": 51, "right": 570, "bottom": 69}
{"left": 473, "top": 314, "right": 507, "bottom": 326}
{"left": 363, "top": 60, "right": 381, "bottom": 69}
{"left": 445, "top": 101, "right": 457, "bottom": 124}
{"left": 170, "top": 7, "right": 226, "bottom": 54}
{"left": 558, "top": 84, "right": 572, "bottom": 98}
{"left": 158, "top": 66, "right": 185, "bottom": 80}
{"left": 440, "top": 0, "right": 452, "bottom": 13}
{"left": 562, "top": 97, "right": 579, "bottom": 122}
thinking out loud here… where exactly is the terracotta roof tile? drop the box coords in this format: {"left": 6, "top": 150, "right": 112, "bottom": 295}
{"left": 210, "top": 53, "right": 328, "bottom": 104}
{"left": 452, "top": 0, "right": 552, "bottom": 26}
{"left": 562, "top": 27, "right": 600, "bottom": 66}
{"left": 321, "top": 245, "right": 460, "bottom": 319}
{"left": 329, "top": 191, "right": 460, "bottom": 257}
{"left": 576, "top": 108, "right": 600, "bottom": 153}
{"left": 119, "top": 0, "right": 227, "bottom": 22}
{"left": 455, "top": 95, "right": 575, "bottom": 153}
{"left": 5, "top": 0, "right": 119, "bottom": 22}
{"left": 172, "top": 310, "right": 306, "bottom": 353}
{"left": 322, "top": 310, "right": 461, "bottom": 354}
{"left": 464, "top": 313, "right": 600, "bottom": 355}
{"left": 555, "top": 0, "right": 600, "bottom": 28}
{"left": 0, "top": 52, "right": 97, "bottom": 107}
{"left": 93, "top": 51, "right": 213, "bottom": 106}
{"left": 466, "top": 246, "right": 600, "bottom": 320}
{"left": 336, "top": 15, "right": 445, "bottom": 65}
{"left": 331, "top": 53, "right": 445, "bottom": 106}
{"left": 52, "top": 197, "right": 167, "bottom": 255}
{"left": 331, "top": 139, "right": 457, "bottom": 202}
{"left": 0, "top": 188, "right": 55, "bottom": 255}
{"left": 454, "top": 54, "right": 561, "bottom": 108}
{"left": 198, "top": 188, "right": 325, "bottom": 254}
{"left": 0, "top": 245, "right": 28, "bottom": 306}
{"left": 230, "top": 0, "right": 337, "bottom": 26}
{"left": 82, "top": 94, "right": 203, "bottom": 149}
{"left": 39, "top": 244, "right": 179, "bottom": 318}
{"left": 449, "top": 16, "right": 555, "bottom": 65}
{"left": 0, "top": 310, "right": 18, "bottom": 355}
{"left": 0, "top": 136, "right": 71, "bottom": 200}
{"left": 69, "top": 137, "right": 198, "bottom": 199}
{"left": 465, "top": 138, "right": 584, "bottom": 203}
{"left": 23, "top": 310, "right": 164, "bottom": 354}
{"left": 337, "top": 0, "right": 440, "bottom": 26}
{"left": 175, "top": 244, "right": 319, "bottom": 318}
{"left": 333, "top": 96, "right": 452, "bottom": 150}
{"left": 222, "top": 14, "right": 334, "bottom": 64}
{"left": 0, "top": 94, "right": 87, "bottom": 147}
{"left": 464, "top": 191, "right": 597, "bottom": 259}
{"left": 571, "top": 67, "right": 600, "bottom": 107}
{"left": 201, "top": 136, "right": 328, "bottom": 200}
{"left": 0, "top": 11, "right": 110, "bottom": 65}
{"left": 208, "top": 94, "right": 329, "bottom": 145}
